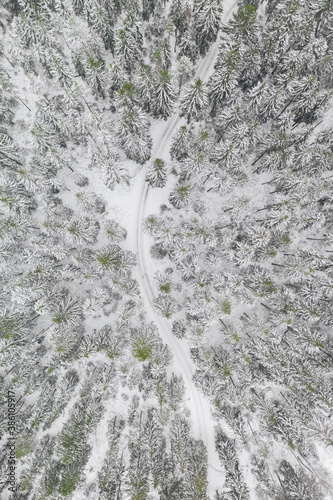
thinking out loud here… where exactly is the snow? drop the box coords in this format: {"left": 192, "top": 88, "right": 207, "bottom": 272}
{"left": 125, "top": 1, "right": 241, "bottom": 496}
{"left": 2, "top": 0, "right": 332, "bottom": 498}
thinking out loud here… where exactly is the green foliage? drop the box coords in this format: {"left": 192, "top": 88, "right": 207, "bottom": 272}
{"left": 169, "top": 183, "right": 192, "bottom": 208}
{"left": 2, "top": 2, "right": 333, "bottom": 499}
{"left": 220, "top": 298, "right": 231, "bottom": 315}
{"left": 59, "top": 462, "right": 82, "bottom": 497}
{"left": 16, "top": 434, "right": 35, "bottom": 459}
{"left": 132, "top": 336, "right": 153, "bottom": 361}
{"left": 96, "top": 245, "right": 122, "bottom": 270}
{"left": 58, "top": 419, "right": 87, "bottom": 465}
{"left": 51, "top": 297, "right": 82, "bottom": 328}
{"left": 160, "top": 283, "right": 171, "bottom": 293}
{"left": 43, "top": 463, "right": 61, "bottom": 497}
{"left": 187, "top": 439, "right": 208, "bottom": 499}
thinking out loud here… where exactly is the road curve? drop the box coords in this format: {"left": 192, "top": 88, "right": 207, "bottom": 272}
{"left": 135, "top": 1, "right": 238, "bottom": 496}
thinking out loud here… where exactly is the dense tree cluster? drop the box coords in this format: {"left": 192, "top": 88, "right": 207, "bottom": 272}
{"left": 143, "top": 0, "right": 333, "bottom": 498}
{"left": 0, "top": 0, "right": 212, "bottom": 498}
{"left": 0, "top": 0, "right": 333, "bottom": 498}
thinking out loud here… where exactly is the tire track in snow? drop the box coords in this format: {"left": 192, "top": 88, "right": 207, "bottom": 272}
{"left": 135, "top": 1, "right": 238, "bottom": 496}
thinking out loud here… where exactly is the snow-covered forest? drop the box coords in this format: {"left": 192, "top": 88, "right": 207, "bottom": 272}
{"left": 0, "top": 0, "right": 333, "bottom": 498}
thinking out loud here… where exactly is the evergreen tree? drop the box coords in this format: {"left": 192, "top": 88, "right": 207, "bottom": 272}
{"left": 109, "top": 62, "right": 127, "bottom": 96}
{"left": 37, "top": 47, "right": 74, "bottom": 88}
{"left": 114, "top": 11, "right": 143, "bottom": 72}
{"left": 170, "top": 125, "right": 192, "bottom": 160}
{"left": 153, "top": 294, "right": 179, "bottom": 318}
{"left": 135, "top": 64, "right": 154, "bottom": 112}
{"left": 176, "top": 55, "right": 194, "bottom": 91}
{"left": 169, "top": 182, "right": 192, "bottom": 208}
{"left": 153, "top": 38, "right": 172, "bottom": 70}
{"left": 178, "top": 25, "right": 199, "bottom": 62}
{"left": 0, "top": 133, "right": 21, "bottom": 169}
{"left": 170, "top": 0, "right": 191, "bottom": 42}
{"left": 180, "top": 77, "right": 208, "bottom": 123}
{"left": 152, "top": 70, "right": 177, "bottom": 119}
{"left": 146, "top": 158, "right": 168, "bottom": 187}
{"left": 64, "top": 216, "right": 99, "bottom": 244}
{"left": 50, "top": 295, "right": 83, "bottom": 329}
{"left": 117, "top": 104, "right": 152, "bottom": 163}
{"left": 87, "top": 0, "right": 116, "bottom": 53}
{"left": 224, "top": 4, "right": 258, "bottom": 45}
{"left": 181, "top": 150, "right": 209, "bottom": 177}
{"left": 194, "top": 0, "right": 223, "bottom": 55}
{"left": 83, "top": 54, "right": 107, "bottom": 98}
{"left": 171, "top": 415, "right": 190, "bottom": 473}
{"left": 104, "top": 220, "right": 127, "bottom": 243}
{"left": 208, "top": 66, "right": 239, "bottom": 114}
{"left": 186, "top": 439, "right": 208, "bottom": 499}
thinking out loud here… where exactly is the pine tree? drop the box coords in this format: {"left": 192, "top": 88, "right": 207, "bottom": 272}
{"left": 171, "top": 415, "right": 190, "bottom": 473}
{"left": 172, "top": 320, "right": 187, "bottom": 338}
{"left": 186, "top": 439, "right": 208, "bottom": 499}
{"left": 194, "top": 0, "right": 223, "bottom": 55}
{"left": 11, "top": 5, "right": 56, "bottom": 49}
{"left": 169, "top": 182, "right": 192, "bottom": 208}
{"left": 125, "top": 463, "right": 149, "bottom": 500}
{"left": 84, "top": 54, "right": 106, "bottom": 98}
{"left": 145, "top": 158, "right": 168, "bottom": 187}
{"left": 152, "top": 70, "right": 177, "bottom": 119}
{"left": 95, "top": 244, "right": 123, "bottom": 271}
{"left": 225, "top": 463, "right": 250, "bottom": 500}
{"left": 224, "top": 4, "right": 258, "bottom": 45}
{"left": 208, "top": 66, "right": 239, "bottom": 114}
{"left": 153, "top": 294, "right": 179, "bottom": 318}
{"left": 161, "top": 38, "right": 172, "bottom": 69}
{"left": 108, "top": 62, "right": 127, "bottom": 96}
{"left": 170, "top": 125, "right": 192, "bottom": 160}
{"left": 114, "top": 11, "right": 143, "bottom": 72}
{"left": 74, "top": 190, "right": 96, "bottom": 211}
{"left": 0, "top": 133, "right": 21, "bottom": 170}
{"left": 181, "top": 150, "right": 209, "bottom": 177}
{"left": 64, "top": 216, "right": 99, "bottom": 244}
{"left": 65, "top": 14, "right": 104, "bottom": 70}
{"left": 98, "top": 418, "right": 125, "bottom": 499}
{"left": 51, "top": 295, "right": 83, "bottom": 329}
{"left": 178, "top": 25, "right": 199, "bottom": 62}
{"left": 104, "top": 220, "right": 127, "bottom": 243}
{"left": 131, "top": 324, "right": 157, "bottom": 361}
{"left": 135, "top": 64, "right": 154, "bottom": 112}
{"left": 115, "top": 28, "right": 141, "bottom": 71}
{"left": 0, "top": 214, "right": 36, "bottom": 242}
{"left": 143, "top": 409, "right": 163, "bottom": 462}
{"left": 239, "top": 46, "right": 261, "bottom": 89}
{"left": 180, "top": 77, "right": 208, "bottom": 123}
{"left": 170, "top": 0, "right": 191, "bottom": 42}
{"left": 30, "top": 120, "right": 62, "bottom": 153}
{"left": 37, "top": 47, "right": 74, "bottom": 88}
{"left": 87, "top": 1, "right": 115, "bottom": 53}
{"left": 176, "top": 55, "right": 194, "bottom": 91}
{"left": 117, "top": 104, "right": 152, "bottom": 163}
{"left": 101, "top": 156, "right": 130, "bottom": 190}
{"left": 278, "top": 460, "right": 324, "bottom": 500}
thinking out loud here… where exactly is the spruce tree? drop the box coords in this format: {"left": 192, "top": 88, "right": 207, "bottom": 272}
{"left": 146, "top": 158, "right": 168, "bottom": 187}
{"left": 179, "top": 77, "right": 208, "bottom": 123}
{"left": 152, "top": 70, "right": 177, "bottom": 119}
{"left": 194, "top": 0, "right": 223, "bottom": 55}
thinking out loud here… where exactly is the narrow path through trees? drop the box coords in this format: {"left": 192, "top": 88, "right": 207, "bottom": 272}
{"left": 135, "top": 1, "right": 238, "bottom": 496}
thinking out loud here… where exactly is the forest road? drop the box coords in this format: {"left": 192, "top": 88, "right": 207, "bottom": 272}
{"left": 135, "top": 0, "right": 238, "bottom": 496}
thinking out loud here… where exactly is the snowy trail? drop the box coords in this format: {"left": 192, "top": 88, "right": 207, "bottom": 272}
{"left": 135, "top": 1, "right": 238, "bottom": 496}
